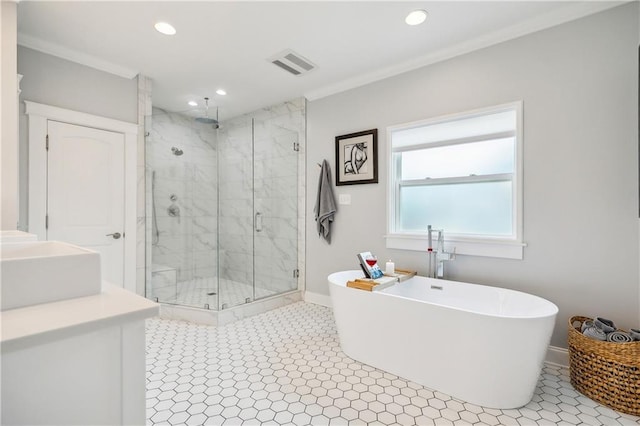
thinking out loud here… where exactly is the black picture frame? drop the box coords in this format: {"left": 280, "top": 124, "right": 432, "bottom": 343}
{"left": 335, "top": 129, "right": 378, "bottom": 186}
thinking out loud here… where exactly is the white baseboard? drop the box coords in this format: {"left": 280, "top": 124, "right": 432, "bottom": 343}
{"left": 545, "top": 345, "right": 569, "bottom": 367}
{"left": 304, "top": 291, "right": 332, "bottom": 308}
{"left": 303, "top": 291, "right": 570, "bottom": 368}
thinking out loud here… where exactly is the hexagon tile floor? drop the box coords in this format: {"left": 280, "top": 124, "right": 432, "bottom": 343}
{"left": 146, "top": 302, "right": 640, "bottom": 425}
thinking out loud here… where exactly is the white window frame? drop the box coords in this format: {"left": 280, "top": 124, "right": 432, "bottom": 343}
{"left": 386, "top": 101, "right": 525, "bottom": 259}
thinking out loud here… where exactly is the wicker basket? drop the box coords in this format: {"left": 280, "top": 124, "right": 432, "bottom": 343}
{"left": 568, "top": 316, "right": 640, "bottom": 416}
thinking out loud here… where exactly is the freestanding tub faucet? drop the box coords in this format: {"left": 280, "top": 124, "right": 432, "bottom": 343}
{"left": 427, "top": 225, "right": 455, "bottom": 278}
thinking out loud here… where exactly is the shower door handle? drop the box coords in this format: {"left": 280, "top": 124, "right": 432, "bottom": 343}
{"left": 255, "top": 212, "right": 263, "bottom": 232}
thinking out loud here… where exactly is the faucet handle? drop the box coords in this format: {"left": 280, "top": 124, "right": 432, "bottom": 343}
{"left": 438, "top": 246, "right": 456, "bottom": 261}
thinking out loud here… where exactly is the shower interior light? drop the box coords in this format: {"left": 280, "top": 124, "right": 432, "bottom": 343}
{"left": 405, "top": 10, "right": 428, "bottom": 26}
{"left": 188, "top": 100, "right": 198, "bottom": 107}
{"left": 154, "top": 22, "right": 176, "bottom": 35}
{"left": 216, "top": 89, "right": 227, "bottom": 96}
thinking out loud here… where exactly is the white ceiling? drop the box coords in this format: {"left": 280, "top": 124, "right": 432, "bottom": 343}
{"left": 16, "top": 1, "right": 622, "bottom": 121}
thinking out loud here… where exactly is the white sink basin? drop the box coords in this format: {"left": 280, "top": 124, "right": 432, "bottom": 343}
{"left": 1, "top": 241, "right": 102, "bottom": 311}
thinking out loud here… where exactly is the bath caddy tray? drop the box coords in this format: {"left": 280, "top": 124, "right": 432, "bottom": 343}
{"left": 568, "top": 316, "right": 640, "bottom": 416}
{"left": 384, "top": 268, "right": 417, "bottom": 282}
{"left": 346, "top": 277, "right": 397, "bottom": 292}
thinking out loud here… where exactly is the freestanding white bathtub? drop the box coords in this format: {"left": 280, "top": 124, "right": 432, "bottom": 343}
{"left": 328, "top": 270, "right": 558, "bottom": 409}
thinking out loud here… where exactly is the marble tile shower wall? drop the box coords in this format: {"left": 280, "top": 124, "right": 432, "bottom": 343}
{"left": 146, "top": 107, "right": 218, "bottom": 301}
{"left": 217, "top": 120, "right": 253, "bottom": 289}
{"left": 218, "top": 99, "right": 306, "bottom": 298}
{"left": 140, "top": 96, "right": 306, "bottom": 305}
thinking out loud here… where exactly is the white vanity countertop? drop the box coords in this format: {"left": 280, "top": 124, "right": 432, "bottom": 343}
{"left": 0, "top": 230, "right": 38, "bottom": 242}
{"left": 1, "top": 284, "right": 159, "bottom": 349}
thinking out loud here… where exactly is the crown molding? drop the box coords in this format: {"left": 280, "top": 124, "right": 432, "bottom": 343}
{"left": 17, "top": 32, "right": 138, "bottom": 79}
{"left": 305, "top": 1, "right": 627, "bottom": 101}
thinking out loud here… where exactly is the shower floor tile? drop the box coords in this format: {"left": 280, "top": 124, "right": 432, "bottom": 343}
{"left": 146, "top": 302, "right": 640, "bottom": 425}
{"left": 158, "top": 277, "right": 276, "bottom": 309}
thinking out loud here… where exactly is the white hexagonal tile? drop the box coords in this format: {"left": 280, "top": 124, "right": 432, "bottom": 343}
{"left": 323, "top": 405, "right": 341, "bottom": 419}
{"left": 300, "top": 394, "right": 317, "bottom": 405}
{"left": 219, "top": 396, "right": 239, "bottom": 408}
{"left": 539, "top": 409, "right": 561, "bottom": 422}
{"left": 393, "top": 394, "right": 411, "bottom": 407}
{"left": 427, "top": 397, "right": 446, "bottom": 410}
{"left": 358, "top": 409, "right": 377, "bottom": 423}
{"left": 253, "top": 403, "right": 276, "bottom": 419}
{"left": 333, "top": 397, "right": 350, "bottom": 409}
{"left": 378, "top": 411, "right": 396, "bottom": 424}
{"left": 396, "top": 413, "right": 415, "bottom": 425}
{"left": 292, "top": 412, "right": 312, "bottom": 424}
{"left": 186, "top": 402, "right": 207, "bottom": 416}
{"left": 146, "top": 304, "right": 640, "bottom": 426}
{"left": 271, "top": 399, "right": 289, "bottom": 413}
{"left": 368, "top": 401, "right": 386, "bottom": 414}
{"left": 350, "top": 399, "right": 368, "bottom": 412}
{"left": 220, "top": 405, "right": 241, "bottom": 419}
{"left": 377, "top": 393, "right": 393, "bottom": 404}
{"left": 310, "top": 414, "right": 331, "bottom": 424}
{"left": 203, "top": 404, "right": 224, "bottom": 417}
{"left": 386, "top": 402, "right": 404, "bottom": 416}
{"left": 459, "top": 410, "right": 480, "bottom": 424}
{"left": 253, "top": 398, "right": 272, "bottom": 411}
{"left": 222, "top": 416, "right": 242, "bottom": 425}
{"left": 168, "top": 411, "right": 189, "bottom": 424}
{"left": 185, "top": 413, "right": 207, "bottom": 425}
{"left": 274, "top": 410, "right": 294, "bottom": 423}
{"left": 421, "top": 406, "right": 441, "bottom": 419}
{"left": 157, "top": 390, "right": 177, "bottom": 401}
{"left": 150, "top": 409, "right": 172, "bottom": 423}
{"left": 305, "top": 403, "right": 324, "bottom": 417}
{"left": 338, "top": 407, "right": 357, "bottom": 421}
{"left": 316, "top": 395, "right": 334, "bottom": 408}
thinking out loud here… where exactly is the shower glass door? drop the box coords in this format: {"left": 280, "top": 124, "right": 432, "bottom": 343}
{"left": 146, "top": 99, "right": 303, "bottom": 311}
{"left": 253, "top": 118, "right": 299, "bottom": 301}
{"left": 217, "top": 117, "right": 255, "bottom": 309}
{"left": 217, "top": 116, "right": 299, "bottom": 309}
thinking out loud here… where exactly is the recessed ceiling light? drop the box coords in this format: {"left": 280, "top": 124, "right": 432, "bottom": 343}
{"left": 154, "top": 22, "right": 176, "bottom": 36}
{"left": 216, "top": 89, "right": 227, "bottom": 96}
{"left": 405, "top": 10, "right": 427, "bottom": 26}
{"left": 188, "top": 101, "right": 198, "bottom": 107}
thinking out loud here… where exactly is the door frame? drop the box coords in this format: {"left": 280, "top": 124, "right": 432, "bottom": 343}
{"left": 25, "top": 101, "right": 138, "bottom": 293}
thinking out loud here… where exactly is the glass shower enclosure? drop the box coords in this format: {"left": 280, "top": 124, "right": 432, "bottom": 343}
{"left": 145, "top": 105, "right": 300, "bottom": 311}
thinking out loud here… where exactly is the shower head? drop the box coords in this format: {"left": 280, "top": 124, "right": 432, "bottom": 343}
{"left": 171, "top": 147, "right": 184, "bottom": 156}
{"left": 195, "top": 97, "right": 219, "bottom": 128}
{"left": 195, "top": 116, "right": 219, "bottom": 125}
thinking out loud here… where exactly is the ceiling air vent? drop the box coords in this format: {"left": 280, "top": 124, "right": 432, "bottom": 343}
{"left": 269, "top": 50, "right": 316, "bottom": 76}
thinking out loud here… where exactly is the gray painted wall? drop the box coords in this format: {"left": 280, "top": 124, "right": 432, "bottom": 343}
{"left": 306, "top": 3, "right": 639, "bottom": 348}
{"left": 17, "top": 46, "right": 138, "bottom": 229}
{"left": 18, "top": 46, "right": 137, "bottom": 122}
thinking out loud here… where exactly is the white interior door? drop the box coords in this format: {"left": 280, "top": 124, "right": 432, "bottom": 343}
{"left": 47, "top": 120, "right": 125, "bottom": 286}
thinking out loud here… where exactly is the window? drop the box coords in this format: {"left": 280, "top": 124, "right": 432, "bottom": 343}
{"left": 387, "top": 102, "right": 524, "bottom": 259}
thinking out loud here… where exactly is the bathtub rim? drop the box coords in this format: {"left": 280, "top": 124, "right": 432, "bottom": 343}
{"left": 328, "top": 270, "right": 559, "bottom": 320}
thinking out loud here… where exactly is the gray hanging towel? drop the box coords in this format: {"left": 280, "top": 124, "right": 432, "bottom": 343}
{"left": 314, "top": 160, "right": 337, "bottom": 243}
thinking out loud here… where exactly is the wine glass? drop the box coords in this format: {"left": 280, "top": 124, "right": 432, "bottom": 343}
{"left": 365, "top": 254, "right": 382, "bottom": 278}
{"left": 365, "top": 255, "right": 378, "bottom": 268}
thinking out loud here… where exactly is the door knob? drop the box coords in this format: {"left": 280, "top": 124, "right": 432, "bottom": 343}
{"left": 106, "top": 232, "right": 122, "bottom": 239}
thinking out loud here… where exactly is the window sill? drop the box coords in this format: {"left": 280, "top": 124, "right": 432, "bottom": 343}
{"left": 385, "top": 234, "right": 525, "bottom": 260}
